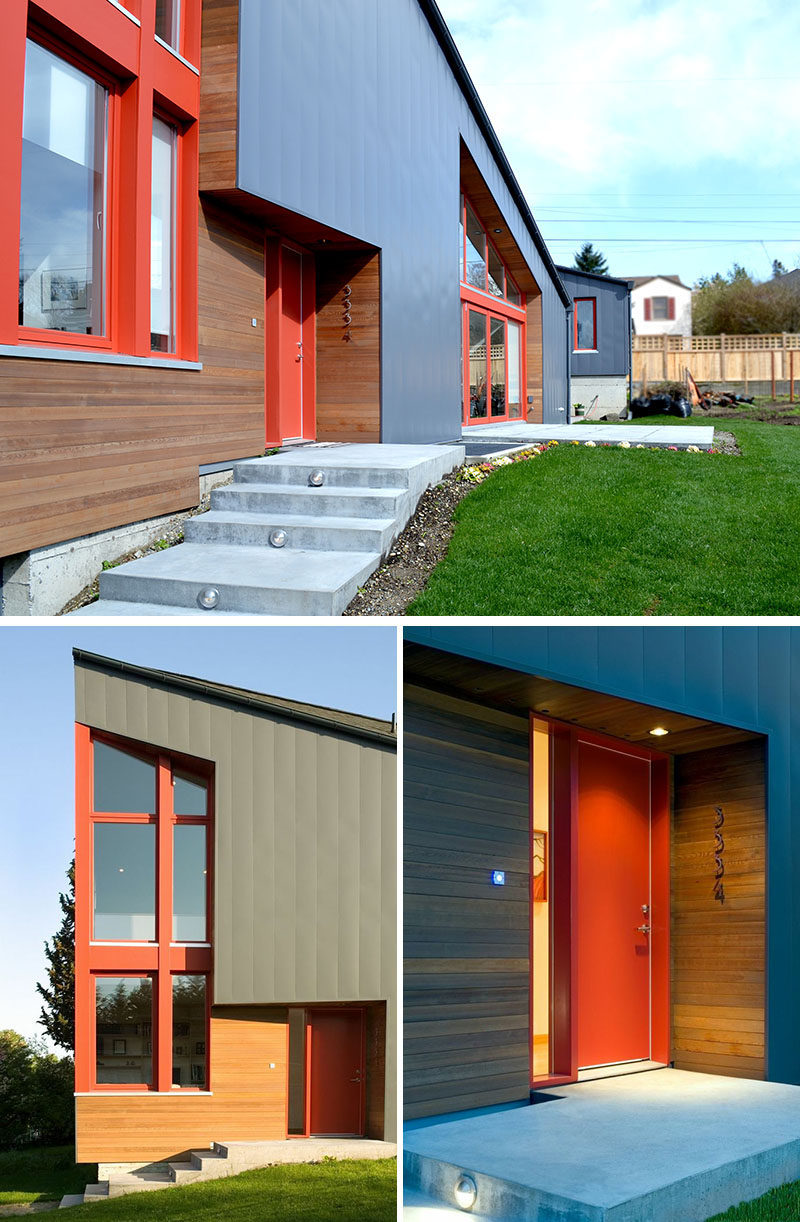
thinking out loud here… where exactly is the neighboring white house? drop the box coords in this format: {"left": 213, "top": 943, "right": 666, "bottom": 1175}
{"left": 628, "top": 275, "right": 692, "bottom": 336}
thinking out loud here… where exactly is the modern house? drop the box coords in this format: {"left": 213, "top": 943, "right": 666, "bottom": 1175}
{"left": 557, "top": 267, "right": 632, "bottom": 415}
{"left": 629, "top": 275, "right": 692, "bottom": 336}
{"left": 73, "top": 649, "right": 396, "bottom": 1170}
{"left": 401, "top": 624, "right": 800, "bottom": 1119}
{"left": 0, "top": 0, "right": 571, "bottom": 614}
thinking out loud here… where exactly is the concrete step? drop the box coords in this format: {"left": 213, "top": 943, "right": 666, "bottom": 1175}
{"left": 81, "top": 1183, "right": 109, "bottom": 1203}
{"left": 233, "top": 459, "right": 417, "bottom": 488}
{"left": 98, "top": 544, "right": 379, "bottom": 615}
{"left": 214, "top": 1138, "right": 397, "bottom": 1168}
{"left": 168, "top": 1160, "right": 205, "bottom": 1185}
{"left": 70, "top": 599, "right": 264, "bottom": 617}
{"left": 212, "top": 483, "right": 406, "bottom": 519}
{"left": 107, "top": 1171, "right": 173, "bottom": 1196}
{"left": 404, "top": 1185, "right": 493, "bottom": 1220}
{"left": 185, "top": 510, "right": 397, "bottom": 554}
{"left": 191, "top": 1149, "right": 230, "bottom": 1173}
{"left": 59, "top": 1193, "right": 88, "bottom": 1208}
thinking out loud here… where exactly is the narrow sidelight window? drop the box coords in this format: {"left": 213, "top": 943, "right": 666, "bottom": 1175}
{"left": 464, "top": 202, "right": 486, "bottom": 291}
{"left": 507, "top": 320, "right": 522, "bottom": 418}
{"left": 151, "top": 116, "right": 176, "bottom": 352}
{"left": 155, "top": 0, "right": 181, "bottom": 50}
{"left": 95, "top": 977, "right": 153, "bottom": 1085}
{"left": 19, "top": 40, "right": 107, "bottom": 336}
{"left": 173, "top": 824, "right": 207, "bottom": 941}
{"left": 93, "top": 823, "right": 156, "bottom": 940}
{"left": 172, "top": 976, "right": 206, "bottom": 1088}
{"left": 574, "top": 298, "right": 596, "bottom": 350}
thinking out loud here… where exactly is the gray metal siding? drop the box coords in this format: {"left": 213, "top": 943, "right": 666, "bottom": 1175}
{"left": 559, "top": 269, "right": 631, "bottom": 378}
{"left": 404, "top": 625, "right": 800, "bottom": 1090}
{"left": 74, "top": 662, "right": 397, "bottom": 1136}
{"left": 236, "top": 0, "right": 569, "bottom": 439}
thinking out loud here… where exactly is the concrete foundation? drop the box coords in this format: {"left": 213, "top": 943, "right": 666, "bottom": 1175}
{"left": 403, "top": 1069, "right": 800, "bottom": 1221}
{"left": 1, "top": 470, "right": 232, "bottom": 617}
{"left": 572, "top": 375, "right": 628, "bottom": 414}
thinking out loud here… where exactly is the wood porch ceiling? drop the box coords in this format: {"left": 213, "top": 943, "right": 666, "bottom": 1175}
{"left": 404, "top": 644, "right": 761, "bottom": 755}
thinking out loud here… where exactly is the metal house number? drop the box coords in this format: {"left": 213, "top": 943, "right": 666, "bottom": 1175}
{"left": 713, "top": 805, "right": 725, "bottom": 904}
{"left": 342, "top": 284, "right": 353, "bottom": 342}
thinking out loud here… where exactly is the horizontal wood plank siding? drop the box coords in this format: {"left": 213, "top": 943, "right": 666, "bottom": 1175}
{"left": 315, "top": 252, "right": 381, "bottom": 442}
{"left": 0, "top": 202, "right": 264, "bottom": 556}
{"left": 672, "top": 740, "right": 766, "bottom": 1079}
{"left": 76, "top": 1006, "right": 288, "bottom": 1163}
{"left": 404, "top": 685, "right": 530, "bottom": 1118}
{"left": 199, "top": 0, "right": 238, "bottom": 192}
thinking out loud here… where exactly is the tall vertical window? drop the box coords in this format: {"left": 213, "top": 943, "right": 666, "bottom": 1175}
{"left": 155, "top": 0, "right": 182, "bottom": 51}
{"left": 151, "top": 117, "right": 176, "bottom": 353}
{"left": 78, "top": 731, "right": 212, "bottom": 1092}
{"left": 19, "top": 40, "right": 107, "bottom": 336}
{"left": 531, "top": 719, "right": 551, "bottom": 1079}
{"left": 574, "top": 298, "right": 596, "bottom": 350}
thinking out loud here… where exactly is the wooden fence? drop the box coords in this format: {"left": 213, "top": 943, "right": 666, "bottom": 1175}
{"left": 633, "top": 333, "right": 800, "bottom": 388}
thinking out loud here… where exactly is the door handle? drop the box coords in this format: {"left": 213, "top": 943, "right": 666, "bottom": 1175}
{"left": 636, "top": 924, "right": 651, "bottom": 934}
{"left": 296, "top": 341, "right": 303, "bottom": 362}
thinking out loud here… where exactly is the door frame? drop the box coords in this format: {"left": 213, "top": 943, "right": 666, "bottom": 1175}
{"left": 530, "top": 716, "right": 670, "bottom": 1088}
{"left": 303, "top": 1005, "right": 367, "bottom": 1138}
{"left": 265, "top": 237, "right": 316, "bottom": 447}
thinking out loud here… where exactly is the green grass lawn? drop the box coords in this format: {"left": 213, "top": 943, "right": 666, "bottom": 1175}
{"left": 58, "top": 1158, "right": 397, "bottom": 1220}
{"left": 709, "top": 1179, "right": 800, "bottom": 1220}
{"left": 409, "top": 418, "right": 800, "bottom": 615}
{"left": 0, "top": 1145, "right": 96, "bottom": 1204}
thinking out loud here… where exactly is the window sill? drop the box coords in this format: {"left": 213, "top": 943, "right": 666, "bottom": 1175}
{"left": 154, "top": 34, "right": 200, "bottom": 76}
{"left": 0, "top": 344, "right": 201, "bottom": 371}
{"left": 75, "top": 1091, "right": 213, "bottom": 1097}
{"left": 106, "top": 0, "right": 141, "bottom": 25}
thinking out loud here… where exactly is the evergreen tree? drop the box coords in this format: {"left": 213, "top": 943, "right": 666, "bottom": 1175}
{"left": 772, "top": 259, "right": 788, "bottom": 279}
{"left": 36, "top": 860, "right": 75, "bottom": 1053}
{"left": 573, "top": 242, "right": 609, "bottom": 276}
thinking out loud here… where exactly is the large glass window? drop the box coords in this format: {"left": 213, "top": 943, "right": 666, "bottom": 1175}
{"left": 468, "top": 309, "right": 487, "bottom": 419}
{"left": 488, "top": 244, "right": 505, "bottom": 298}
{"left": 94, "top": 742, "right": 156, "bottom": 813}
{"left": 19, "top": 40, "right": 107, "bottom": 336}
{"left": 174, "top": 774, "right": 207, "bottom": 817}
{"left": 172, "top": 976, "right": 206, "bottom": 1088}
{"left": 95, "top": 977, "right": 153, "bottom": 1084}
{"left": 93, "top": 823, "right": 156, "bottom": 940}
{"left": 490, "top": 316, "right": 505, "bottom": 417}
{"left": 151, "top": 116, "right": 176, "bottom": 352}
{"left": 575, "top": 298, "right": 596, "bottom": 350}
{"left": 173, "top": 824, "right": 207, "bottom": 941}
{"left": 464, "top": 202, "right": 486, "bottom": 291}
{"left": 507, "top": 321, "right": 522, "bottom": 419}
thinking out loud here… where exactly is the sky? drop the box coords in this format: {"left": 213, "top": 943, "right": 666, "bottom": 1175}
{"left": 0, "top": 624, "right": 397, "bottom": 1047}
{"left": 438, "top": 0, "right": 800, "bottom": 287}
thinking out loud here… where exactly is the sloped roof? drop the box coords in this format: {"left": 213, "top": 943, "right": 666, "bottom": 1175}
{"left": 625, "top": 275, "right": 692, "bottom": 290}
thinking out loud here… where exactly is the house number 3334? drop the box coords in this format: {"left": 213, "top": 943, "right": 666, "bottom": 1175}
{"left": 713, "top": 805, "right": 725, "bottom": 905}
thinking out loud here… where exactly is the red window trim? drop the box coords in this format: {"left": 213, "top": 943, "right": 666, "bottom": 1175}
{"left": 462, "top": 303, "right": 527, "bottom": 428}
{"left": 76, "top": 724, "right": 213, "bottom": 1094}
{"left": 573, "top": 297, "right": 597, "bottom": 351}
{"left": 460, "top": 189, "right": 526, "bottom": 312}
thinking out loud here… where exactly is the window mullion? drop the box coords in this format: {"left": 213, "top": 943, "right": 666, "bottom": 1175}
{"left": 156, "top": 755, "right": 173, "bottom": 1091}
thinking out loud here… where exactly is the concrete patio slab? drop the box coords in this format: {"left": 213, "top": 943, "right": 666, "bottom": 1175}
{"left": 462, "top": 422, "right": 715, "bottom": 450}
{"left": 403, "top": 1069, "right": 800, "bottom": 1221}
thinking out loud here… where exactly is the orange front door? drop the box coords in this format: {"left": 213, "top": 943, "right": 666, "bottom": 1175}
{"left": 308, "top": 1009, "right": 365, "bottom": 1136}
{"left": 577, "top": 740, "right": 651, "bottom": 1068}
{"left": 280, "top": 246, "right": 304, "bottom": 440}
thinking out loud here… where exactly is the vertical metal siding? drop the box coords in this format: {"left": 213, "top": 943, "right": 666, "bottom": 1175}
{"left": 404, "top": 624, "right": 800, "bottom": 1088}
{"left": 236, "top": 0, "right": 568, "bottom": 441}
{"left": 559, "top": 269, "right": 631, "bottom": 379}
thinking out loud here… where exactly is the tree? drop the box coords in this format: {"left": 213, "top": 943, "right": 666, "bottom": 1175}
{"left": 693, "top": 263, "right": 800, "bottom": 335}
{"left": 36, "top": 860, "right": 75, "bottom": 1053}
{"left": 0, "top": 1031, "right": 74, "bottom": 1149}
{"left": 573, "top": 242, "right": 609, "bottom": 276}
{"left": 772, "top": 259, "right": 788, "bottom": 279}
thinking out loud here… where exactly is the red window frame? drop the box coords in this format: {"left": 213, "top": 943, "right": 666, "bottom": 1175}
{"left": 0, "top": 1, "right": 199, "bottom": 360}
{"left": 460, "top": 190, "right": 524, "bottom": 309}
{"left": 75, "top": 725, "right": 213, "bottom": 1094}
{"left": 573, "top": 297, "right": 597, "bottom": 351}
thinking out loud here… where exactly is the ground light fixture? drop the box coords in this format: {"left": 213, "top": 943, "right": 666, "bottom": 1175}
{"left": 649, "top": 726, "right": 669, "bottom": 737}
{"left": 197, "top": 586, "right": 220, "bottom": 609}
{"left": 269, "top": 529, "right": 287, "bottom": 548}
{"left": 308, "top": 470, "right": 325, "bottom": 486}
{"left": 454, "top": 1174, "right": 478, "bottom": 1210}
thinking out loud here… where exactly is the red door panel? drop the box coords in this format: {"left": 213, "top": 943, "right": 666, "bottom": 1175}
{"left": 577, "top": 741, "right": 651, "bottom": 1068}
{"left": 280, "top": 247, "right": 304, "bottom": 440}
{"left": 308, "top": 1009, "right": 365, "bottom": 1136}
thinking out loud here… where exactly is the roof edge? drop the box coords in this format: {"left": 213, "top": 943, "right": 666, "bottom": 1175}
{"left": 556, "top": 265, "right": 633, "bottom": 289}
{"left": 416, "top": 0, "right": 571, "bottom": 309}
{"left": 73, "top": 649, "right": 396, "bottom": 747}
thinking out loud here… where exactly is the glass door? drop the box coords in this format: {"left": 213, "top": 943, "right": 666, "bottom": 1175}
{"left": 464, "top": 308, "right": 522, "bottom": 425}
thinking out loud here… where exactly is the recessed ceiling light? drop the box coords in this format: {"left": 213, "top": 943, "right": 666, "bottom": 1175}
{"left": 649, "top": 726, "right": 669, "bottom": 737}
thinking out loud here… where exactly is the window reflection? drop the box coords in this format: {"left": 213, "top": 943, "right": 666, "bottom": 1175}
{"left": 488, "top": 244, "right": 504, "bottom": 298}
{"left": 490, "top": 317, "right": 505, "bottom": 416}
{"left": 94, "top": 742, "right": 156, "bottom": 813}
{"left": 155, "top": 0, "right": 181, "bottom": 50}
{"left": 575, "top": 298, "right": 596, "bottom": 349}
{"left": 465, "top": 202, "right": 486, "bottom": 291}
{"left": 172, "top": 976, "right": 206, "bottom": 1088}
{"left": 96, "top": 977, "right": 153, "bottom": 1084}
{"left": 173, "top": 824, "right": 207, "bottom": 941}
{"left": 94, "top": 823, "right": 156, "bottom": 940}
{"left": 468, "top": 310, "right": 487, "bottom": 419}
{"left": 19, "top": 41, "right": 106, "bottom": 335}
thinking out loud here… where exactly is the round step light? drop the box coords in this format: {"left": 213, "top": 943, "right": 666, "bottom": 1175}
{"left": 197, "top": 586, "right": 220, "bottom": 610}
{"left": 269, "top": 529, "right": 287, "bottom": 548}
{"left": 308, "top": 470, "right": 325, "bottom": 486}
{"left": 454, "top": 1174, "right": 477, "bottom": 1210}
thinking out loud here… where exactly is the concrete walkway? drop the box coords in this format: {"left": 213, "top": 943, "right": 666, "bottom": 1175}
{"left": 404, "top": 1069, "right": 800, "bottom": 1221}
{"left": 463, "top": 421, "right": 715, "bottom": 450}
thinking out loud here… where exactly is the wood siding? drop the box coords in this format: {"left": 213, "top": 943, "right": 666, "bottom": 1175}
{"left": 672, "top": 740, "right": 766, "bottom": 1079}
{"left": 0, "top": 202, "right": 265, "bottom": 557}
{"left": 199, "top": 0, "right": 239, "bottom": 192}
{"left": 526, "top": 294, "right": 543, "bottom": 423}
{"left": 316, "top": 252, "right": 381, "bottom": 442}
{"left": 404, "top": 685, "right": 530, "bottom": 1119}
{"left": 76, "top": 1006, "right": 288, "bottom": 1163}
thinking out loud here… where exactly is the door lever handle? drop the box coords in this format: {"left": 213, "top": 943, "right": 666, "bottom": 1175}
{"left": 636, "top": 924, "right": 651, "bottom": 934}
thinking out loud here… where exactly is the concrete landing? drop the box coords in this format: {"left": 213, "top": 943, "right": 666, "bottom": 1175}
{"left": 463, "top": 421, "right": 715, "bottom": 450}
{"left": 403, "top": 1069, "right": 800, "bottom": 1221}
